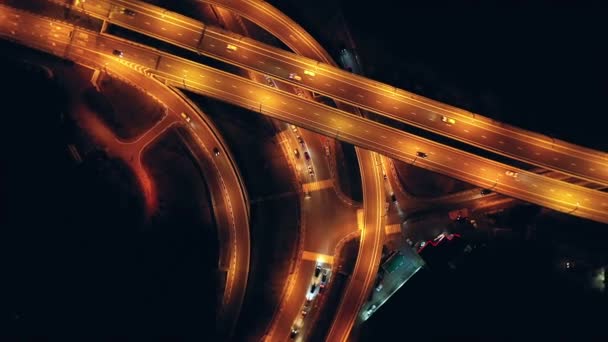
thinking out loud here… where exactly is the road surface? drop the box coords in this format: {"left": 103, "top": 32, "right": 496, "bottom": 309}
{"left": 53, "top": 0, "right": 608, "bottom": 187}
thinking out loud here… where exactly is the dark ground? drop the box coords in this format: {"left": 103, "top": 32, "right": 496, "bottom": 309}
{"left": 92, "top": 75, "right": 165, "bottom": 140}
{"left": 0, "top": 46, "right": 218, "bottom": 338}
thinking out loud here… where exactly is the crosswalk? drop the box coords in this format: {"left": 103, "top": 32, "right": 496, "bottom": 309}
{"left": 302, "top": 179, "right": 333, "bottom": 193}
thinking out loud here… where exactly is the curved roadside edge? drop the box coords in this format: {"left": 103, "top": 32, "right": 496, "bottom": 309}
{"left": 169, "top": 87, "right": 250, "bottom": 340}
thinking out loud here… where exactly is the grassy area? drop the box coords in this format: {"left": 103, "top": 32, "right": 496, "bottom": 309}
{"left": 84, "top": 75, "right": 165, "bottom": 140}
{"left": 393, "top": 158, "right": 475, "bottom": 197}
{"left": 308, "top": 237, "right": 360, "bottom": 341}
{"left": 334, "top": 141, "right": 363, "bottom": 202}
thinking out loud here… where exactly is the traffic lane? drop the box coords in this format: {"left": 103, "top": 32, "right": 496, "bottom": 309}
{"left": 326, "top": 151, "right": 384, "bottom": 341}
{"left": 146, "top": 53, "right": 608, "bottom": 223}
{"left": 272, "top": 259, "right": 316, "bottom": 341}
{"left": 200, "top": 0, "right": 334, "bottom": 63}
{"left": 71, "top": 0, "right": 203, "bottom": 49}
{"left": 302, "top": 188, "right": 359, "bottom": 255}
{"left": 297, "top": 127, "right": 331, "bottom": 182}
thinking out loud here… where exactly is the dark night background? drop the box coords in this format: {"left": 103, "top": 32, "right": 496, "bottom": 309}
{"left": 0, "top": 0, "right": 606, "bottom": 339}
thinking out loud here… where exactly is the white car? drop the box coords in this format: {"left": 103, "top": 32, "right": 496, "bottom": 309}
{"left": 289, "top": 73, "right": 302, "bottom": 81}
{"left": 505, "top": 170, "right": 518, "bottom": 178}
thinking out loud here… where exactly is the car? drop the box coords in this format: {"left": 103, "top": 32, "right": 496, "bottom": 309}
{"left": 315, "top": 265, "right": 321, "bottom": 277}
{"left": 180, "top": 112, "right": 191, "bottom": 123}
{"left": 310, "top": 284, "right": 317, "bottom": 293}
{"left": 289, "top": 73, "right": 302, "bottom": 81}
{"left": 297, "top": 136, "right": 304, "bottom": 146}
{"left": 213, "top": 147, "right": 220, "bottom": 156}
{"left": 375, "top": 283, "right": 383, "bottom": 292}
{"left": 294, "top": 149, "right": 300, "bottom": 158}
{"left": 121, "top": 8, "right": 136, "bottom": 17}
{"left": 290, "top": 124, "right": 298, "bottom": 133}
{"left": 505, "top": 170, "right": 518, "bottom": 178}
{"left": 112, "top": 49, "right": 124, "bottom": 57}
{"left": 304, "top": 151, "right": 310, "bottom": 161}
{"left": 441, "top": 116, "right": 456, "bottom": 125}
{"left": 290, "top": 328, "right": 299, "bottom": 339}
{"left": 324, "top": 145, "right": 330, "bottom": 156}
{"left": 320, "top": 273, "right": 328, "bottom": 288}
{"left": 304, "top": 69, "right": 316, "bottom": 77}
{"left": 226, "top": 44, "right": 237, "bottom": 51}
{"left": 301, "top": 308, "right": 308, "bottom": 316}
{"left": 480, "top": 189, "right": 492, "bottom": 195}
{"left": 307, "top": 165, "right": 314, "bottom": 176}
{"left": 265, "top": 77, "right": 275, "bottom": 87}
{"left": 365, "top": 304, "right": 377, "bottom": 317}
{"left": 416, "top": 151, "right": 428, "bottom": 158}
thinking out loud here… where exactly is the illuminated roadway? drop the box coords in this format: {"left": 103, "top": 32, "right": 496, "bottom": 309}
{"left": 4, "top": 4, "right": 608, "bottom": 341}
{"left": 4, "top": 0, "right": 608, "bottom": 284}
{"left": 0, "top": 6, "right": 251, "bottom": 340}
{"left": 59, "top": 0, "right": 608, "bottom": 188}
{"left": 3, "top": 9, "right": 601, "bottom": 223}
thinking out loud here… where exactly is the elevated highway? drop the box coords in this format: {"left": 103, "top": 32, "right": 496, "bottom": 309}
{"left": 54, "top": 0, "right": 608, "bottom": 188}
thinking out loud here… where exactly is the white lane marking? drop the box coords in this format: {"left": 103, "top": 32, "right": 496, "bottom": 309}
{"left": 357, "top": 94, "right": 364, "bottom": 98}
